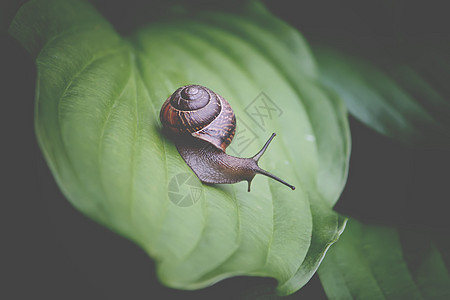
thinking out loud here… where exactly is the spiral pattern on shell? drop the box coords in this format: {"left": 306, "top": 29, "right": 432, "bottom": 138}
{"left": 160, "top": 85, "right": 236, "bottom": 152}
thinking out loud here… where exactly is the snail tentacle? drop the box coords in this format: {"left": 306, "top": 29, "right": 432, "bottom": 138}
{"left": 250, "top": 133, "right": 295, "bottom": 192}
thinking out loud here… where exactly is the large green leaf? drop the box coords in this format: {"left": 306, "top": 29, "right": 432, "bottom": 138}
{"left": 313, "top": 45, "right": 450, "bottom": 146}
{"left": 9, "top": 0, "right": 350, "bottom": 295}
{"left": 318, "top": 219, "right": 450, "bottom": 299}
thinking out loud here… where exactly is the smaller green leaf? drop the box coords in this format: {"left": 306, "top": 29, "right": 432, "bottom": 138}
{"left": 313, "top": 45, "right": 450, "bottom": 146}
{"left": 318, "top": 219, "right": 450, "bottom": 300}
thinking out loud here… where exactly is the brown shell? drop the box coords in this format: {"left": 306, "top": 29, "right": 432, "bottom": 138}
{"left": 160, "top": 85, "right": 236, "bottom": 152}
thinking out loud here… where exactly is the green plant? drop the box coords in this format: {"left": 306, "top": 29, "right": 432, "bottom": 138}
{"left": 8, "top": 0, "right": 450, "bottom": 298}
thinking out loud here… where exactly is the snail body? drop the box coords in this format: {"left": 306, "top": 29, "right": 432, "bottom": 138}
{"left": 160, "top": 85, "right": 295, "bottom": 192}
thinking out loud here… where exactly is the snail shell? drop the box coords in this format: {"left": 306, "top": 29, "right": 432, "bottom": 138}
{"left": 160, "top": 85, "right": 236, "bottom": 152}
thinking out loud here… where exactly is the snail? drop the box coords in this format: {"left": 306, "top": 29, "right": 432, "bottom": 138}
{"left": 160, "top": 85, "right": 295, "bottom": 192}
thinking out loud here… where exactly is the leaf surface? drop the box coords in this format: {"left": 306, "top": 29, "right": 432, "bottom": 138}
{"left": 319, "top": 219, "right": 450, "bottom": 300}
{"left": 9, "top": 0, "right": 350, "bottom": 294}
{"left": 313, "top": 45, "right": 450, "bottom": 145}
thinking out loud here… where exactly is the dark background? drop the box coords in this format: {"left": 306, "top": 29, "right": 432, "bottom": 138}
{"left": 2, "top": 0, "right": 449, "bottom": 299}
